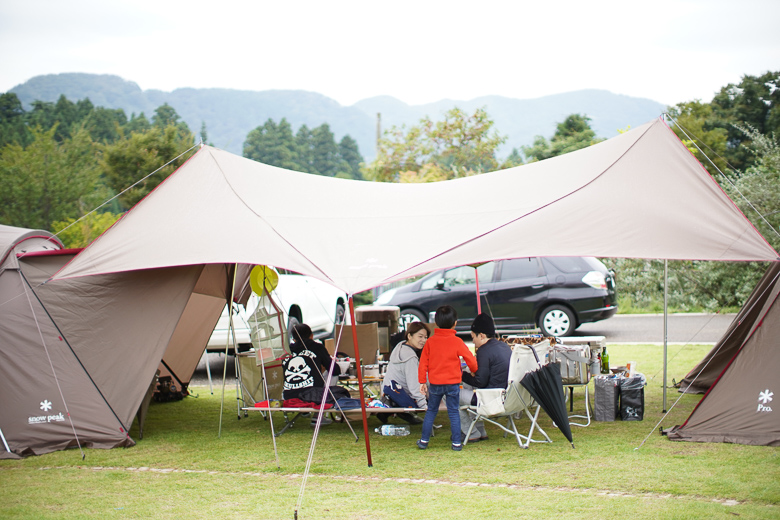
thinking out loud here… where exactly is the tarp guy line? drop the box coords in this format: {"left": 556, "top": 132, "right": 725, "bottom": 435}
{"left": 668, "top": 115, "right": 780, "bottom": 245}
{"left": 19, "top": 269, "right": 85, "bottom": 459}
{"left": 19, "top": 269, "right": 131, "bottom": 445}
{"left": 45, "top": 142, "right": 200, "bottom": 263}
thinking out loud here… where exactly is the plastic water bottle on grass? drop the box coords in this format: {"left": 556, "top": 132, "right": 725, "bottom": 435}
{"left": 375, "top": 424, "right": 410, "bottom": 436}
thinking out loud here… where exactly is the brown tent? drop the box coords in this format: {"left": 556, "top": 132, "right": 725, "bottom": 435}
{"left": 0, "top": 224, "right": 251, "bottom": 459}
{"left": 667, "top": 262, "right": 780, "bottom": 446}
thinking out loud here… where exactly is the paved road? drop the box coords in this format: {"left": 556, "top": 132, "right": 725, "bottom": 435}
{"left": 573, "top": 313, "right": 735, "bottom": 344}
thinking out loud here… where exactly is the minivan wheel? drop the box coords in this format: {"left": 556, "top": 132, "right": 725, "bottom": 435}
{"left": 539, "top": 305, "right": 575, "bottom": 337}
{"left": 399, "top": 308, "right": 426, "bottom": 330}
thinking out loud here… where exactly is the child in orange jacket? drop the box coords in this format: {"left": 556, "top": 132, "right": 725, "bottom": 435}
{"left": 417, "top": 305, "right": 478, "bottom": 451}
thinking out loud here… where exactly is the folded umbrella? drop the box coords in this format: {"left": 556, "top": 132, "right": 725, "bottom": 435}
{"left": 521, "top": 356, "right": 575, "bottom": 448}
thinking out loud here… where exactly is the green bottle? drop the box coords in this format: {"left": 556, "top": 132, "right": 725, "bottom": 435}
{"left": 601, "top": 347, "right": 610, "bottom": 374}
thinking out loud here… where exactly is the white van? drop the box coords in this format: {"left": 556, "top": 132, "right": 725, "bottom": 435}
{"left": 206, "top": 271, "right": 347, "bottom": 352}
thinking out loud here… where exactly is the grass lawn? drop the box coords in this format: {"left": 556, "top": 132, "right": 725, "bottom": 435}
{"left": 1, "top": 344, "right": 777, "bottom": 519}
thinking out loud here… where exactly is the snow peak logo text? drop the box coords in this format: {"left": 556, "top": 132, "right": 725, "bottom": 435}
{"left": 757, "top": 389, "right": 773, "bottom": 413}
{"left": 28, "top": 399, "right": 65, "bottom": 424}
{"left": 28, "top": 412, "right": 65, "bottom": 424}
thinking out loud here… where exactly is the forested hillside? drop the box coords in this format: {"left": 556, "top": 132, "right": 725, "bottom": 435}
{"left": 8, "top": 73, "right": 666, "bottom": 160}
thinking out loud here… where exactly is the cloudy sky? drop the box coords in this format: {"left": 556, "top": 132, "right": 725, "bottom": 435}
{"left": 1, "top": 0, "right": 778, "bottom": 107}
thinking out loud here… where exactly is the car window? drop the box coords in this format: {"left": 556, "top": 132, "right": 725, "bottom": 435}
{"left": 420, "top": 274, "right": 441, "bottom": 290}
{"left": 420, "top": 263, "right": 495, "bottom": 289}
{"left": 438, "top": 263, "right": 495, "bottom": 288}
{"left": 544, "top": 256, "right": 590, "bottom": 273}
{"left": 499, "top": 258, "right": 541, "bottom": 280}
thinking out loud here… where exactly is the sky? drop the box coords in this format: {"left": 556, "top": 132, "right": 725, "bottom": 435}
{"left": 1, "top": 0, "right": 778, "bottom": 107}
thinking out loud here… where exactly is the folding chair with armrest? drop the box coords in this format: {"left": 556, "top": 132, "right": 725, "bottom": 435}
{"left": 462, "top": 341, "right": 553, "bottom": 449}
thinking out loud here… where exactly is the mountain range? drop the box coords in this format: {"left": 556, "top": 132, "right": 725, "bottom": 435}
{"left": 9, "top": 73, "right": 667, "bottom": 161}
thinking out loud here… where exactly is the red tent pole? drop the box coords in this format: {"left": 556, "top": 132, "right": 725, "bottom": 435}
{"left": 348, "top": 296, "right": 373, "bottom": 467}
{"left": 475, "top": 267, "right": 482, "bottom": 314}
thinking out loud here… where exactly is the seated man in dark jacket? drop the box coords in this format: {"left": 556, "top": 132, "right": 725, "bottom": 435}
{"left": 459, "top": 313, "right": 512, "bottom": 442}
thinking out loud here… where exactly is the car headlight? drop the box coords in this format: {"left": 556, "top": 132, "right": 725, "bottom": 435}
{"left": 374, "top": 288, "right": 397, "bottom": 305}
{"left": 582, "top": 271, "right": 607, "bottom": 290}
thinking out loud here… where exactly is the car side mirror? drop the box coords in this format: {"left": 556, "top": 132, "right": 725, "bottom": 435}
{"left": 434, "top": 279, "right": 449, "bottom": 291}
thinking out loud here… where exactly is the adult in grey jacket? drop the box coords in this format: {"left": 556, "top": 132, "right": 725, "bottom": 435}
{"left": 379, "top": 322, "right": 429, "bottom": 423}
{"left": 460, "top": 313, "right": 512, "bottom": 442}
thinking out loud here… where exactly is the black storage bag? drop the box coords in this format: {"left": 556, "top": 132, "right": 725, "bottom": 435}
{"left": 594, "top": 376, "right": 620, "bottom": 421}
{"left": 619, "top": 374, "right": 646, "bottom": 421}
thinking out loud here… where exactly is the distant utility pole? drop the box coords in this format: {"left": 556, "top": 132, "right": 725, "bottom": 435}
{"left": 376, "top": 112, "right": 381, "bottom": 156}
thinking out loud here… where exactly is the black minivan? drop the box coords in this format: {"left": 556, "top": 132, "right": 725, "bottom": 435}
{"left": 374, "top": 257, "right": 617, "bottom": 337}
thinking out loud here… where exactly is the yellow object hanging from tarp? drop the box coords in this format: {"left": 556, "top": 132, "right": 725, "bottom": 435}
{"left": 250, "top": 265, "right": 279, "bottom": 295}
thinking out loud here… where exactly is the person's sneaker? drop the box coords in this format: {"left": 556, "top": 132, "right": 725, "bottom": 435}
{"left": 310, "top": 416, "right": 333, "bottom": 426}
{"left": 463, "top": 431, "right": 482, "bottom": 443}
{"left": 416, "top": 440, "right": 429, "bottom": 450}
{"left": 451, "top": 442, "right": 463, "bottom": 451}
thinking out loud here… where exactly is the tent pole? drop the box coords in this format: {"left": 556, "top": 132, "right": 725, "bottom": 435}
{"left": 0, "top": 424, "right": 11, "bottom": 453}
{"left": 474, "top": 267, "right": 482, "bottom": 314}
{"left": 349, "top": 296, "right": 373, "bottom": 467}
{"left": 255, "top": 275, "right": 281, "bottom": 469}
{"left": 205, "top": 350, "right": 214, "bottom": 394}
{"left": 218, "top": 264, "right": 239, "bottom": 438}
{"left": 663, "top": 260, "right": 668, "bottom": 413}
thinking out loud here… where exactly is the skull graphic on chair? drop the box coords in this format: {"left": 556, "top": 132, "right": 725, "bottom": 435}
{"left": 286, "top": 356, "right": 311, "bottom": 384}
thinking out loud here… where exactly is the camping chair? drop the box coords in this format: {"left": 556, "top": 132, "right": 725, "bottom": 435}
{"left": 462, "top": 341, "right": 553, "bottom": 449}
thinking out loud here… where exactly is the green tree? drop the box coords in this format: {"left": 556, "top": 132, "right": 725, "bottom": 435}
{"left": 295, "top": 124, "right": 313, "bottom": 173}
{"left": 310, "top": 123, "right": 341, "bottom": 176}
{"left": 362, "top": 107, "right": 505, "bottom": 182}
{"left": 522, "top": 114, "right": 605, "bottom": 162}
{"left": 667, "top": 100, "right": 729, "bottom": 176}
{"left": 338, "top": 135, "right": 363, "bottom": 179}
{"left": 82, "top": 106, "right": 127, "bottom": 143}
{"left": 0, "top": 126, "right": 104, "bottom": 230}
{"left": 502, "top": 147, "right": 524, "bottom": 169}
{"left": 709, "top": 71, "right": 780, "bottom": 172}
{"left": 102, "top": 121, "right": 195, "bottom": 210}
{"left": 243, "top": 118, "right": 302, "bottom": 171}
{"left": 125, "top": 112, "right": 151, "bottom": 134}
{"left": 52, "top": 211, "right": 122, "bottom": 248}
{"left": 0, "top": 92, "right": 31, "bottom": 149}
{"left": 152, "top": 103, "right": 180, "bottom": 128}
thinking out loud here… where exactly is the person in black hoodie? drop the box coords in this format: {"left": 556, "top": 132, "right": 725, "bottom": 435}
{"left": 283, "top": 324, "right": 338, "bottom": 418}
{"left": 459, "top": 313, "right": 512, "bottom": 442}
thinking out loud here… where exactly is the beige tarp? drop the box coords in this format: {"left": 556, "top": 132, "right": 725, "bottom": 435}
{"left": 53, "top": 118, "right": 778, "bottom": 294}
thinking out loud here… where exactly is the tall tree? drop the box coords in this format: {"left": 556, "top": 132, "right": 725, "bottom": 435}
{"left": 125, "top": 112, "right": 151, "bottom": 134}
{"left": 243, "top": 118, "right": 302, "bottom": 171}
{"left": 295, "top": 124, "right": 314, "bottom": 173}
{"left": 0, "top": 93, "right": 30, "bottom": 149}
{"left": 338, "top": 135, "right": 363, "bottom": 179}
{"left": 102, "top": 118, "right": 195, "bottom": 210}
{"left": 243, "top": 118, "right": 363, "bottom": 178}
{"left": 0, "top": 126, "right": 104, "bottom": 230}
{"left": 667, "top": 100, "right": 729, "bottom": 176}
{"left": 82, "top": 106, "right": 127, "bottom": 143}
{"left": 362, "top": 107, "right": 505, "bottom": 182}
{"left": 709, "top": 71, "right": 780, "bottom": 171}
{"left": 310, "top": 123, "right": 341, "bottom": 176}
{"left": 522, "top": 114, "right": 604, "bottom": 162}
